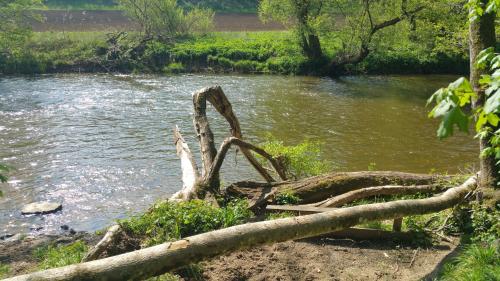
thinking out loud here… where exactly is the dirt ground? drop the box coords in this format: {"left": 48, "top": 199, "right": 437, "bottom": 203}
{"left": 32, "top": 11, "right": 284, "bottom": 32}
{"left": 201, "top": 237, "right": 457, "bottom": 281}
{"left": 0, "top": 233, "right": 456, "bottom": 280}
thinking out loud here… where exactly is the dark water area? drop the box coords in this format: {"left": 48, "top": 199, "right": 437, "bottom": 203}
{"left": 0, "top": 74, "right": 477, "bottom": 235}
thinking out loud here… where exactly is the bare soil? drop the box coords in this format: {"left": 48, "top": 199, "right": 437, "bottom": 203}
{"left": 32, "top": 11, "right": 284, "bottom": 32}
{"left": 0, "top": 233, "right": 456, "bottom": 280}
{"left": 200, "top": 237, "right": 457, "bottom": 281}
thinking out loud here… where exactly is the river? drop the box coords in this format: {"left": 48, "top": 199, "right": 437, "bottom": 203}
{"left": 0, "top": 74, "right": 477, "bottom": 235}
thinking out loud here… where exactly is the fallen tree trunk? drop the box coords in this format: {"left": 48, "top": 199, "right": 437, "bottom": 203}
{"left": 5, "top": 175, "right": 477, "bottom": 281}
{"left": 313, "top": 184, "right": 443, "bottom": 208}
{"left": 226, "top": 171, "right": 446, "bottom": 205}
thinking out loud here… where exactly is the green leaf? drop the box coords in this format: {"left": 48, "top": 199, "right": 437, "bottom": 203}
{"left": 437, "top": 107, "right": 469, "bottom": 139}
{"left": 484, "top": 90, "right": 500, "bottom": 114}
{"left": 476, "top": 47, "right": 495, "bottom": 69}
{"left": 491, "top": 55, "right": 500, "bottom": 70}
{"left": 430, "top": 99, "right": 455, "bottom": 118}
{"left": 487, "top": 113, "right": 500, "bottom": 127}
{"left": 476, "top": 111, "right": 488, "bottom": 132}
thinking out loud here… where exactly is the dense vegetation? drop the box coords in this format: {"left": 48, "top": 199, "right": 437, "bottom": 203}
{"left": 0, "top": 30, "right": 470, "bottom": 75}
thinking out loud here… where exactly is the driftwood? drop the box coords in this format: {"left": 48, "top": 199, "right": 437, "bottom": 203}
{"left": 83, "top": 86, "right": 288, "bottom": 262}
{"left": 313, "top": 184, "right": 443, "bottom": 208}
{"left": 226, "top": 171, "right": 446, "bottom": 207}
{"left": 5, "top": 175, "right": 477, "bottom": 281}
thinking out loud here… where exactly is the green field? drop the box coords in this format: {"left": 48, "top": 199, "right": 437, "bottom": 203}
{"left": 43, "top": 0, "right": 259, "bottom": 13}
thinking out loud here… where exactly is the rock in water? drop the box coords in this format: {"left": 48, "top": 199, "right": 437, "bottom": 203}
{"left": 22, "top": 202, "right": 62, "bottom": 215}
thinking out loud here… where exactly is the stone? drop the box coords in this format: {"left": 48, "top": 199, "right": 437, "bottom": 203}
{"left": 21, "top": 202, "right": 62, "bottom": 215}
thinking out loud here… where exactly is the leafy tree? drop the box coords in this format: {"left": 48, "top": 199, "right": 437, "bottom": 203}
{"left": 118, "top": 0, "right": 214, "bottom": 39}
{"left": 428, "top": 0, "right": 498, "bottom": 187}
{"left": 259, "top": 0, "right": 426, "bottom": 71}
{"left": 0, "top": 164, "right": 10, "bottom": 197}
{"left": 0, "top": 0, "right": 43, "bottom": 52}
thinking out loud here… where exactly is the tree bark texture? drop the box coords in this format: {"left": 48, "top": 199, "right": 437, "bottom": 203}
{"left": 469, "top": 1, "right": 498, "bottom": 188}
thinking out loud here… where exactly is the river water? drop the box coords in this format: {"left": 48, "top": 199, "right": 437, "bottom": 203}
{"left": 0, "top": 74, "right": 477, "bottom": 235}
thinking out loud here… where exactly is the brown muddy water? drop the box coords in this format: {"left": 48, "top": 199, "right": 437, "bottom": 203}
{"left": 0, "top": 74, "right": 476, "bottom": 236}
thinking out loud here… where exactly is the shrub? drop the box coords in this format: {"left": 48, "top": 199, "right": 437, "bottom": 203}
{"left": 260, "top": 138, "right": 331, "bottom": 179}
{"left": 119, "top": 199, "right": 253, "bottom": 246}
{"left": 0, "top": 263, "right": 9, "bottom": 279}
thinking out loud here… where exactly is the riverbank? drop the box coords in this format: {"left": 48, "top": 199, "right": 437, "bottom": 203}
{"left": 0, "top": 31, "right": 469, "bottom": 76}
{"left": 0, "top": 227, "right": 461, "bottom": 280}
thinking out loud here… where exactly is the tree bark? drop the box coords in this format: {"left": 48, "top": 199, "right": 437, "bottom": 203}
{"left": 192, "top": 86, "right": 275, "bottom": 189}
{"left": 313, "top": 184, "right": 443, "bottom": 208}
{"left": 5, "top": 175, "right": 477, "bottom": 281}
{"left": 469, "top": 1, "right": 498, "bottom": 188}
{"left": 170, "top": 126, "right": 200, "bottom": 200}
{"left": 226, "top": 171, "right": 445, "bottom": 206}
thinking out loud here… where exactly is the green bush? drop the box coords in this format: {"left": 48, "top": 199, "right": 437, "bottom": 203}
{"left": 33, "top": 241, "right": 88, "bottom": 270}
{"left": 259, "top": 138, "right": 331, "bottom": 179}
{"left": 119, "top": 199, "right": 253, "bottom": 246}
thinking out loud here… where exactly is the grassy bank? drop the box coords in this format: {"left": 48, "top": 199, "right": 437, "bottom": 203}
{"left": 0, "top": 31, "right": 469, "bottom": 76}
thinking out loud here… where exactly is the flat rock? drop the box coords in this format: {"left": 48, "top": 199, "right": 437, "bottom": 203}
{"left": 21, "top": 202, "right": 62, "bottom": 215}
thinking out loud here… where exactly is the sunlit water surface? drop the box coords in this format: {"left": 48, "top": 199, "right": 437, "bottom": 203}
{"left": 0, "top": 74, "right": 477, "bottom": 235}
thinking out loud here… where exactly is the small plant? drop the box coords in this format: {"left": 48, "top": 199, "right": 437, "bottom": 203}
{"left": 266, "top": 211, "right": 295, "bottom": 220}
{"left": 33, "top": 241, "right": 88, "bottom": 270}
{"left": 119, "top": 199, "right": 253, "bottom": 246}
{"left": 0, "top": 263, "right": 10, "bottom": 279}
{"left": 440, "top": 244, "right": 500, "bottom": 281}
{"left": 274, "top": 192, "right": 301, "bottom": 205}
{"left": 367, "top": 162, "right": 377, "bottom": 171}
{"left": 259, "top": 137, "right": 331, "bottom": 179}
{"left": 469, "top": 202, "right": 500, "bottom": 243}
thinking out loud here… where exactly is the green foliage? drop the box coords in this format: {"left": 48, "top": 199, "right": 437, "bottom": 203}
{"left": 0, "top": 263, "right": 9, "bottom": 279}
{"left": 0, "top": 0, "right": 43, "bottom": 53}
{"left": 428, "top": 48, "right": 500, "bottom": 181}
{"left": 119, "top": 199, "right": 253, "bottom": 246}
{"left": 163, "top": 62, "right": 185, "bottom": 74}
{"left": 266, "top": 211, "right": 295, "bottom": 220}
{"left": 469, "top": 202, "right": 500, "bottom": 243}
{"left": 274, "top": 192, "right": 301, "bottom": 205}
{"left": 33, "top": 241, "right": 88, "bottom": 270}
{"left": 118, "top": 0, "right": 214, "bottom": 38}
{"left": 259, "top": 138, "right": 331, "bottom": 179}
{"left": 440, "top": 243, "right": 500, "bottom": 281}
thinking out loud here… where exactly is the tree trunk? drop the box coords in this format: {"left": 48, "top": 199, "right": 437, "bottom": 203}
{"left": 469, "top": 2, "right": 498, "bottom": 188}
{"left": 5, "top": 176, "right": 477, "bottom": 281}
{"left": 226, "top": 171, "right": 445, "bottom": 208}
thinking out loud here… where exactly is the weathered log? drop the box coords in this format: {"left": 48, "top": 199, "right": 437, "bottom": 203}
{"left": 314, "top": 184, "right": 443, "bottom": 208}
{"left": 266, "top": 205, "right": 336, "bottom": 214}
{"left": 205, "top": 137, "right": 287, "bottom": 188}
{"left": 226, "top": 171, "right": 446, "bottom": 206}
{"left": 5, "top": 175, "right": 477, "bottom": 281}
{"left": 170, "top": 126, "right": 200, "bottom": 201}
{"left": 192, "top": 86, "right": 274, "bottom": 184}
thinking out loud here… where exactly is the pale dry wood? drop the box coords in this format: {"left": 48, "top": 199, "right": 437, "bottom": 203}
{"left": 82, "top": 225, "right": 123, "bottom": 262}
{"left": 5, "top": 175, "right": 477, "bottom": 281}
{"left": 192, "top": 86, "right": 275, "bottom": 184}
{"left": 266, "top": 205, "right": 336, "bottom": 215}
{"left": 314, "top": 184, "right": 442, "bottom": 208}
{"left": 170, "top": 126, "right": 200, "bottom": 200}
